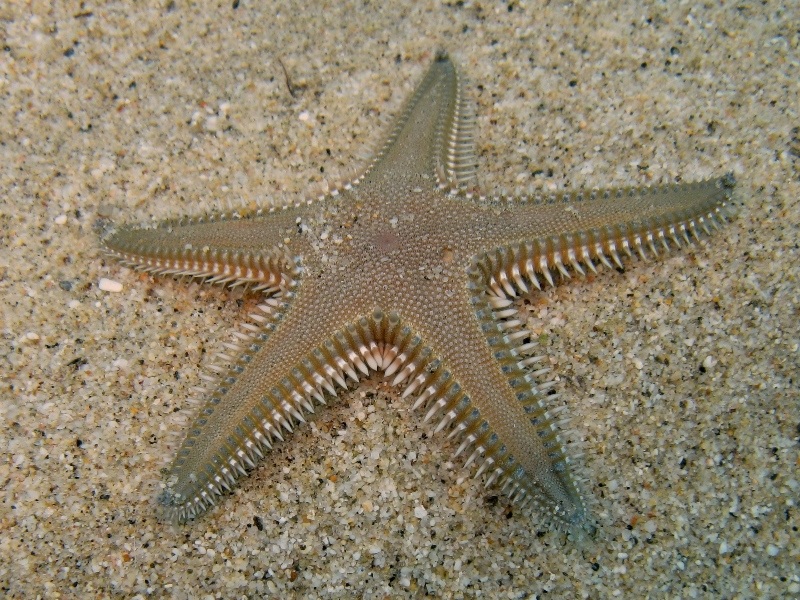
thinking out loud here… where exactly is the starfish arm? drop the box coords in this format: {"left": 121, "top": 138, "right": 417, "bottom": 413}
{"left": 401, "top": 281, "right": 592, "bottom": 530}
{"left": 365, "top": 51, "right": 478, "bottom": 188}
{"left": 472, "top": 174, "right": 736, "bottom": 293}
{"left": 101, "top": 209, "right": 306, "bottom": 290}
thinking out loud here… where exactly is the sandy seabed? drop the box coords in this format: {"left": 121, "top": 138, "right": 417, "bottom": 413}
{"left": 1, "top": 1, "right": 797, "bottom": 598}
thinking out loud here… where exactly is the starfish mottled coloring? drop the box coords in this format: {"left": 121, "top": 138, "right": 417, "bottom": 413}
{"left": 102, "top": 50, "right": 736, "bottom": 532}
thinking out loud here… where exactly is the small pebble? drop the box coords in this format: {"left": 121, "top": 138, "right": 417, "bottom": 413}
{"left": 99, "top": 278, "right": 123, "bottom": 293}
{"left": 97, "top": 204, "right": 116, "bottom": 218}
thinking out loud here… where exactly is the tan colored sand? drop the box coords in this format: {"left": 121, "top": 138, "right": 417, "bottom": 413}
{"left": 1, "top": 2, "right": 797, "bottom": 597}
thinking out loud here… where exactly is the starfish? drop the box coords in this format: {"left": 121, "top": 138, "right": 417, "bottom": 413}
{"left": 102, "top": 50, "right": 736, "bottom": 531}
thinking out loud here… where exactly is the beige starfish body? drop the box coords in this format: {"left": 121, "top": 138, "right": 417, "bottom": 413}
{"left": 103, "top": 51, "right": 736, "bottom": 531}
